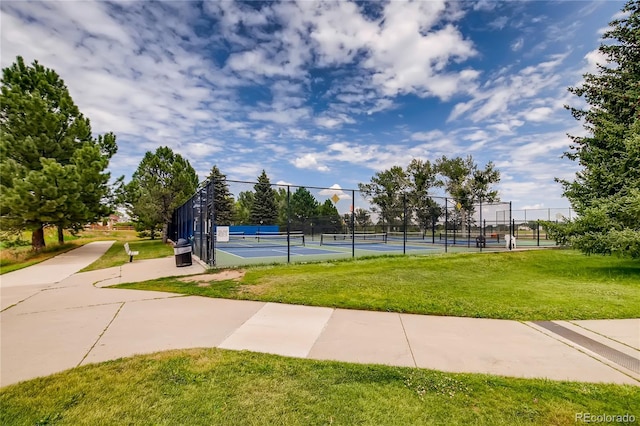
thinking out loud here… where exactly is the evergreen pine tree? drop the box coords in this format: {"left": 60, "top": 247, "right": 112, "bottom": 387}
{"left": 207, "top": 165, "right": 234, "bottom": 225}
{"left": 250, "top": 170, "right": 278, "bottom": 225}
{"left": 0, "top": 57, "right": 117, "bottom": 250}
{"left": 552, "top": 0, "right": 640, "bottom": 257}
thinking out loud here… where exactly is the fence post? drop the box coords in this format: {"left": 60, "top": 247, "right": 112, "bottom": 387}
{"left": 287, "top": 185, "right": 291, "bottom": 264}
{"left": 351, "top": 190, "right": 355, "bottom": 258}
{"left": 200, "top": 188, "right": 204, "bottom": 261}
{"left": 444, "top": 198, "right": 448, "bottom": 253}
{"left": 210, "top": 180, "right": 216, "bottom": 266}
{"left": 403, "top": 193, "right": 407, "bottom": 254}
{"left": 453, "top": 214, "right": 457, "bottom": 245}
{"left": 479, "top": 199, "right": 483, "bottom": 252}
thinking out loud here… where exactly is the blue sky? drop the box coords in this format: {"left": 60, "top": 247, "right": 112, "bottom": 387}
{"left": 0, "top": 0, "right": 624, "bottom": 210}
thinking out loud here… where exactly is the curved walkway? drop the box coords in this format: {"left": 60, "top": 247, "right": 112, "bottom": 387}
{"left": 1, "top": 242, "right": 638, "bottom": 388}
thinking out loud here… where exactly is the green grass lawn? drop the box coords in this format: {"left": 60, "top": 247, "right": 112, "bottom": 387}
{"left": 81, "top": 239, "right": 174, "bottom": 271}
{"left": 1, "top": 348, "right": 637, "bottom": 426}
{"left": 0, "top": 230, "right": 166, "bottom": 274}
{"left": 0, "top": 230, "right": 144, "bottom": 274}
{"left": 114, "top": 250, "right": 640, "bottom": 320}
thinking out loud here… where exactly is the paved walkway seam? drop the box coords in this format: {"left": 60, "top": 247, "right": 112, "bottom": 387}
{"left": 0, "top": 290, "right": 43, "bottom": 313}
{"left": 524, "top": 321, "right": 639, "bottom": 383}
{"left": 569, "top": 321, "right": 639, "bottom": 352}
{"left": 533, "top": 321, "right": 640, "bottom": 374}
{"left": 399, "top": 314, "right": 418, "bottom": 367}
{"left": 79, "top": 302, "right": 125, "bottom": 367}
{"left": 92, "top": 266, "right": 122, "bottom": 288}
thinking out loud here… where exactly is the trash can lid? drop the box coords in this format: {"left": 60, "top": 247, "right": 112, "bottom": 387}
{"left": 176, "top": 238, "right": 189, "bottom": 247}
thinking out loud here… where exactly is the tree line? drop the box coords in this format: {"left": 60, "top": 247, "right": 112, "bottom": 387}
{"left": 197, "top": 167, "right": 344, "bottom": 234}
{"left": 0, "top": 57, "right": 501, "bottom": 250}
{"left": 179, "top": 155, "right": 501, "bottom": 237}
{"left": 358, "top": 157, "right": 500, "bottom": 233}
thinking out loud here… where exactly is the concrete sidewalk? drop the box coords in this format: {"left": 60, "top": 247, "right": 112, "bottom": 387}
{"left": 1, "top": 242, "right": 638, "bottom": 388}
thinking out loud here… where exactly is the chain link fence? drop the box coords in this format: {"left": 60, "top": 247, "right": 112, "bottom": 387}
{"left": 170, "top": 178, "right": 530, "bottom": 267}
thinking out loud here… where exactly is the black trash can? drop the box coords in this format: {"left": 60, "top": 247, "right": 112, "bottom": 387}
{"left": 174, "top": 238, "right": 192, "bottom": 267}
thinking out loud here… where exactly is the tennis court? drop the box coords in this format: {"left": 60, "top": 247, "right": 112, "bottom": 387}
{"left": 317, "top": 233, "right": 442, "bottom": 253}
{"left": 217, "top": 245, "right": 340, "bottom": 259}
{"left": 171, "top": 180, "right": 525, "bottom": 267}
{"left": 212, "top": 232, "right": 351, "bottom": 265}
{"left": 207, "top": 230, "right": 517, "bottom": 266}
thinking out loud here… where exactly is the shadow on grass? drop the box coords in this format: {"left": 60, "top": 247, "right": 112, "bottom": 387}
{"left": 582, "top": 261, "right": 640, "bottom": 278}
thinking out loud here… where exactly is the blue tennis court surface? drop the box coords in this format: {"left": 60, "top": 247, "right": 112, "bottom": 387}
{"left": 217, "top": 245, "right": 341, "bottom": 258}
{"left": 356, "top": 243, "right": 440, "bottom": 252}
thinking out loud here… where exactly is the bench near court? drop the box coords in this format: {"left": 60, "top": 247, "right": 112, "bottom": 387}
{"left": 124, "top": 242, "right": 139, "bottom": 262}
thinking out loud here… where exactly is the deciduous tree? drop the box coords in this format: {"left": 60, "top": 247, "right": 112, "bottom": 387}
{"left": 234, "top": 191, "right": 254, "bottom": 225}
{"left": 406, "top": 158, "right": 442, "bottom": 232}
{"left": 436, "top": 155, "right": 500, "bottom": 230}
{"left": 126, "top": 146, "right": 198, "bottom": 242}
{"left": 358, "top": 166, "right": 407, "bottom": 232}
{"left": 354, "top": 208, "right": 372, "bottom": 231}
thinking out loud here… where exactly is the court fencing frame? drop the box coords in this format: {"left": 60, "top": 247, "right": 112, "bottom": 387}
{"left": 170, "top": 178, "right": 519, "bottom": 267}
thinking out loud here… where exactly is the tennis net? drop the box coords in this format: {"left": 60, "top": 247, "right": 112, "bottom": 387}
{"left": 216, "top": 233, "right": 305, "bottom": 248}
{"left": 386, "top": 231, "right": 426, "bottom": 241}
{"left": 320, "top": 233, "right": 387, "bottom": 245}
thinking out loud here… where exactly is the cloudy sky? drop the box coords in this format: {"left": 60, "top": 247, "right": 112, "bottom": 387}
{"left": 1, "top": 0, "right": 624, "bottom": 210}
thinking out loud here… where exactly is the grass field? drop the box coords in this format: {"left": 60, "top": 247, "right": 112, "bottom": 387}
{"left": 0, "top": 229, "right": 143, "bottom": 274}
{"left": 1, "top": 348, "right": 637, "bottom": 426}
{"left": 115, "top": 250, "right": 640, "bottom": 321}
{"left": 80, "top": 239, "right": 174, "bottom": 272}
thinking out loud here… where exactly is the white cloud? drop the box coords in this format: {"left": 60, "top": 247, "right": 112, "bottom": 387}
{"left": 180, "top": 142, "right": 223, "bottom": 158}
{"left": 249, "top": 107, "right": 311, "bottom": 125}
{"left": 522, "top": 107, "right": 554, "bottom": 122}
{"left": 448, "top": 53, "right": 567, "bottom": 124}
{"left": 521, "top": 203, "right": 545, "bottom": 210}
{"left": 318, "top": 184, "right": 352, "bottom": 200}
{"left": 292, "top": 153, "right": 329, "bottom": 172}
{"left": 511, "top": 38, "right": 524, "bottom": 51}
{"left": 488, "top": 16, "right": 508, "bottom": 30}
{"left": 462, "top": 130, "right": 489, "bottom": 142}
{"left": 2, "top": 0, "right": 599, "bottom": 211}
{"left": 411, "top": 130, "right": 446, "bottom": 142}
{"left": 315, "top": 114, "right": 356, "bottom": 129}
{"left": 583, "top": 49, "right": 606, "bottom": 73}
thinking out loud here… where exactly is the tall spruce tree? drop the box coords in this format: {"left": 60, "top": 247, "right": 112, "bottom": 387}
{"left": 290, "top": 187, "right": 319, "bottom": 229}
{"left": 0, "top": 57, "right": 117, "bottom": 250}
{"left": 561, "top": 0, "right": 640, "bottom": 210}
{"left": 250, "top": 170, "right": 278, "bottom": 225}
{"left": 553, "top": 0, "right": 640, "bottom": 258}
{"left": 317, "top": 199, "right": 342, "bottom": 233}
{"left": 207, "top": 165, "right": 234, "bottom": 225}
